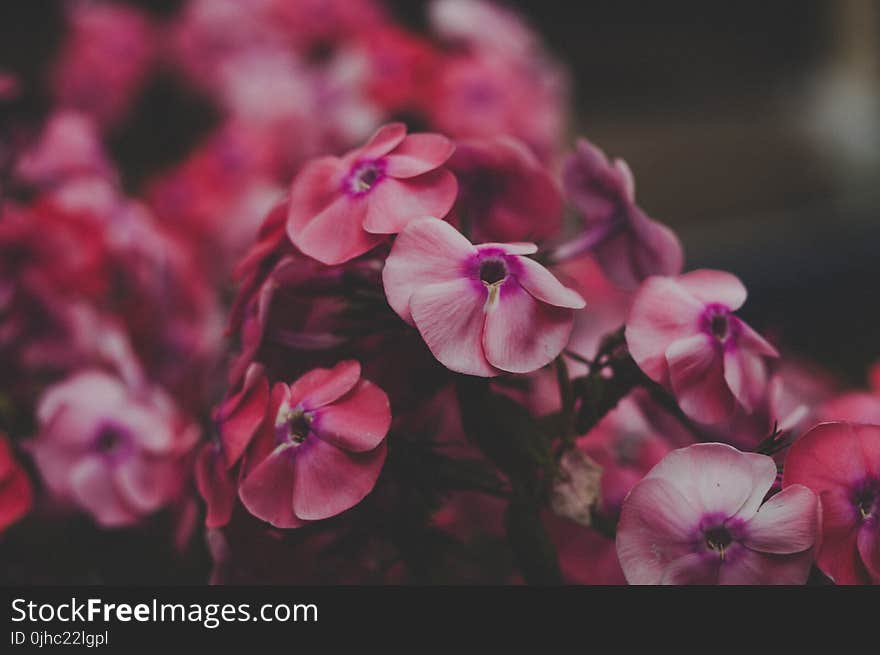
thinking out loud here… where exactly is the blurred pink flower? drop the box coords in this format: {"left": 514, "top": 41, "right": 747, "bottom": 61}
{"left": 383, "top": 217, "right": 585, "bottom": 376}
{"left": 30, "top": 370, "right": 198, "bottom": 527}
{"left": 0, "top": 433, "right": 33, "bottom": 533}
{"left": 448, "top": 136, "right": 561, "bottom": 243}
{"left": 626, "top": 270, "right": 779, "bottom": 423}
{"left": 287, "top": 123, "right": 457, "bottom": 264}
{"left": 783, "top": 421, "right": 880, "bottom": 584}
{"left": 51, "top": 2, "right": 157, "bottom": 128}
{"left": 557, "top": 139, "right": 683, "bottom": 289}
{"left": 617, "top": 443, "right": 819, "bottom": 584}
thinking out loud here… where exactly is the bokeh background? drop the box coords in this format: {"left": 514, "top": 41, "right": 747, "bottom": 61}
{"left": 1, "top": 0, "right": 878, "bottom": 583}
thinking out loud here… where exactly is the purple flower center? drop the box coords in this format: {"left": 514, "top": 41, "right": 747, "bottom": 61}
{"left": 700, "top": 303, "right": 739, "bottom": 349}
{"left": 276, "top": 405, "right": 313, "bottom": 446}
{"left": 696, "top": 514, "right": 745, "bottom": 561}
{"left": 92, "top": 423, "right": 132, "bottom": 462}
{"left": 344, "top": 158, "right": 386, "bottom": 197}
{"left": 479, "top": 257, "right": 508, "bottom": 285}
{"left": 851, "top": 477, "right": 879, "bottom": 522}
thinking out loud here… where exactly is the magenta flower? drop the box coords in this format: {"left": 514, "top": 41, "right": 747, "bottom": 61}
{"left": 287, "top": 122, "right": 457, "bottom": 265}
{"left": 29, "top": 370, "right": 198, "bottom": 527}
{"left": 448, "top": 135, "right": 562, "bottom": 243}
{"left": 557, "top": 138, "right": 683, "bottom": 289}
{"left": 626, "top": 270, "right": 779, "bottom": 424}
{"left": 383, "top": 217, "right": 585, "bottom": 377}
{"left": 783, "top": 422, "right": 880, "bottom": 584}
{"left": 617, "top": 443, "right": 819, "bottom": 585}
{"left": 232, "top": 361, "right": 391, "bottom": 528}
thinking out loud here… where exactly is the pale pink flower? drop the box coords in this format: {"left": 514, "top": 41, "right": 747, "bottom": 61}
{"left": 30, "top": 371, "right": 198, "bottom": 527}
{"left": 617, "top": 443, "right": 819, "bottom": 584}
{"left": 626, "top": 270, "right": 779, "bottom": 423}
{"left": 383, "top": 217, "right": 585, "bottom": 376}
{"left": 287, "top": 123, "right": 457, "bottom": 265}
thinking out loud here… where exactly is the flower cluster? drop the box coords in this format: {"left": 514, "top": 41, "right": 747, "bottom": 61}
{"left": 1, "top": 0, "right": 877, "bottom": 586}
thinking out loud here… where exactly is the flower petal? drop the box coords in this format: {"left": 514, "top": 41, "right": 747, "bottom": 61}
{"left": 666, "top": 334, "right": 736, "bottom": 424}
{"left": 515, "top": 256, "right": 585, "bottom": 309}
{"left": 717, "top": 548, "right": 814, "bottom": 585}
{"left": 195, "top": 443, "right": 236, "bottom": 529}
{"left": 677, "top": 269, "right": 747, "bottom": 310}
{"left": 288, "top": 360, "right": 362, "bottom": 410}
{"left": 292, "top": 438, "right": 387, "bottom": 521}
{"left": 286, "top": 156, "right": 343, "bottom": 237}
{"left": 293, "top": 195, "right": 384, "bottom": 265}
{"left": 238, "top": 443, "right": 306, "bottom": 529}
{"left": 218, "top": 365, "right": 270, "bottom": 467}
{"left": 356, "top": 122, "right": 407, "bottom": 160}
{"left": 382, "top": 217, "right": 476, "bottom": 324}
{"left": 857, "top": 524, "right": 880, "bottom": 583}
{"left": 363, "top": 169, "right": 458, "bottom": 234}
{"left": 616, "top": 478, "right": 702, "bottom": 584}
{"left": 384, "top": 133, "right": 455, "bottom": 178}
{"left": 744, "top": 484, "right": 819, "bottom": 554}
{"left": 659, "top": 553, "right": 721, "bottom": 585}
{"left": 625, "top": 276, "right": 704, "bottom": 383}
{"left": 314, "top": 380, "right": 390, "bottom": 453}
{"left": 0, "top": 466, "right": 32, "bottom": 532}
{"left": 410, "top": 278, "right": 498, "bottom": 377}
{"left": 723, "top": 348, "right": 767, "bottom": 413}
{"left": 477, "top": 242, "right": 538, "bottom": 255}
{"left": 483, "top": 282, "right": 574, "bottom": 374}
{"left": 69, "top": 456, "right": 138, "bottom": 527}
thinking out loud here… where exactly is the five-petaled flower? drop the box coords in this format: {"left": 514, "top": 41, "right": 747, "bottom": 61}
{"left": 383, "top": 217, "right": 585, "bottom": 377}
{"left": 616, "top": 443, "right": 819, "bottom": 584}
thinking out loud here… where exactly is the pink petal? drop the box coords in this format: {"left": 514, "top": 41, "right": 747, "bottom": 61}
{"left": 482, "top": 283, "right": 574, "bottom": 374}
{"left": 659, "top": 553, "right": 721, "bottom": 584}
{"left": 382, "top": 217, "right": 476, "bottom": 324}
{"left": 69, "top": 456, "right": 138, "bottom": 527}
{"left": 410, "top": 278, "right": 498, "bottom": 377}
{"left": 314, "top": 380, "right": 391, "bottom": 453}
{"left": 288, "top": 360, "right": 361, "bottom": 410}
{"left": 814, "top": 485, "right": 864, "bottom": 584}
{"left": 666, "top": 334, "right": 736, "bottom": 424}
{"left": 857, "top": 525, "right": 880, "bottom": 583}
{"left": 195, "top": 443, "right": 236, "bottom": 529}
{"left": 356, "top": 122, "right": 407, "bottom": 160}
{"left": 723, "top": 348, "right": 768, "bottom": 413}
{"left": 783, "top": 422, "right": 872, "bottom": 493}
{"left": 292, "top": 438, "right": 387, "bottom": 521}
{"left": 616, "top": 478, "right": 702, "bottom": 584}
{"left": 738, "top": 320, "right": 780, "bottom": 358}
{"left": 677, "top": 269, "right": 747, "bottom": 310}
{"left": 515, "top": 256, "right": 586, "bottom": 309}
{"left": 286, "top": 156, "right": 344, "bottom": 237}
{"left": 238, "top": 443, "right": 306, "bottom": 529}
{"left": 292, "top": 195, "right": 384, "bottom": 265}
{"left": 384, "top": 133, "right": 455, "bottom": 178}
{"left": 114, "top": 457, "right": 174, "bottom": 514}
{"left": 477, "top": 242, "right": 538, "bottom": 255}
{"left": 362, "top": 169, "right": 458, "bottom": 234}
{"left": 218, "top": 365, "right": 270, "bottom": 467}
{"left": 625, "top": 276, "right": 704, "bottom": 383}
{"left": 646, "top": 443, "right": 777, "bottom": 520}
{"left": 744, "top": 484, "right": 819, "bottom": 554}
{"left": 717, "top": 548, "right": 814, "bottom": 585}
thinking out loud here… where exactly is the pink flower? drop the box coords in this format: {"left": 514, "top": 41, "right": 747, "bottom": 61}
{"left": 0, "top": 433, "right": 33, "bottom": 533}
{"left": 202, "top": 361, "right": 391, "bottom": 528}
{"left": 617, "top": 443, "right": 819, "bottom": 584}
{"left": 626, "top": 270, "right": 779, "bottom": 424}
{"left": 557, "top": 139, "right": 683, "bottom": 289}
{"left": 287, "top": 123, "right": 457, "bottom": 265}
{"left": 448, "top": 136, "right": 562, "bottom": 243}
{"left": 783, "top": 422, "right": 880, "bottom": 584}
{"left": 383, "top": 217, "right": 585, "bottom": 376}
{"left": 29, "top": 371, "right": 198, "bottom": 527}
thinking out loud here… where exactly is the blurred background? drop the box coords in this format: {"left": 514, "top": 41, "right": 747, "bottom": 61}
{"left": 4, "top": 0, "right": 877, "bottom": 382}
